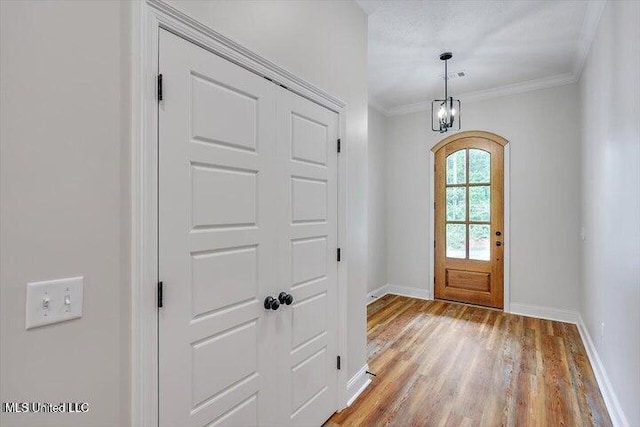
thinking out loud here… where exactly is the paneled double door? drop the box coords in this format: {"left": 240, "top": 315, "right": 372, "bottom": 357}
{"left": 158, "top": 30, "right": 340, "bottom": 426}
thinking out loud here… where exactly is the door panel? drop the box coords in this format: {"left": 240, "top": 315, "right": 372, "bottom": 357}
{"left": 276, "top": 87, "right": 339, "bottom": 426}
{"left": 191, "top": 164, "right": 257, "bottom": 228}
{"left": 190, "top": 73, "right": 258, "bottom": 151}
{"left": 158, "top": 29, "right": 277, "bottom": 427}
{"left": 292, "top": 237, "right": 327, "bottom": 284}
{"left": 434, "top": 135, "right": 505, "bottom": 308}
{"left": 208, "top": 395, "right": 258, "bottom": 427}
{"left": 291, "top": 113, "right": 328, "bottom": 165}
{"left": 191, "top": 321, "right": 258, "bottom": 408}
{"left": 292, "top": 177, "right": 327, "bottom": 222}
{"left": 191, "top": 245, "right": 258, "bottom": 317}
{"left": 446, "top": 269, "right": 490, "bottom": 292}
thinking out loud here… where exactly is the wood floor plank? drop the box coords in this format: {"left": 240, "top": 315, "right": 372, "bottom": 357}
{"left": 326, "top": 295, "right": 612, "bottom": 427}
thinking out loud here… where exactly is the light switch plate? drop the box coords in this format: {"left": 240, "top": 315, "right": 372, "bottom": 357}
{"left": 26, "top": 276, "right": 83, "bottom": 329}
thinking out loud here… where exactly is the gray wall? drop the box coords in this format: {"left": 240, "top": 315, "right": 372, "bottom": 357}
{"left": 1, "top": 1, "right": 131, "bottom": 426}
{"left": 385, "top": 84, "right": 582, "bottom": 311}
{"left": 579, "top": 1, "right": 640, "bottom": 424}
{"left": 367, "top": 106, "right": 387, "bottom": 292}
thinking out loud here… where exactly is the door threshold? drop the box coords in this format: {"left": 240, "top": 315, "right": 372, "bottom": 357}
{"left": 434, "top": 298, "right": 504, "bottom": 312}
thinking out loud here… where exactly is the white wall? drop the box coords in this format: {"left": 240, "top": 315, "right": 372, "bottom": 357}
{"left": 386, "top": 84, "right": 582, "bottom": 312}
{"left": 368, "top": 106, "right": 387, "bottom": 292}
{"left": 579, "top": 1, "right": 640, "bottom": 425}
{"left": 164, "top": 0, "right": 369, "bottom": 385}
{"left": 386, "top": 111, "right": 431, "bottom": 293}
{"left": 0, "top": 1, "right": 131, "bottom": 426}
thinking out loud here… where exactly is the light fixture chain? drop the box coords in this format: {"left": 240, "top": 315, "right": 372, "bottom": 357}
{"left": 444, "top": 57, "right": 448, "bottom": 100}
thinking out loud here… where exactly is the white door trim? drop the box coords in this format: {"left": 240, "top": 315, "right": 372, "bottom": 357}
{"left": 428, "top": 142, "right": 511, "bottom": 312}
{"left": 131, "top": 1, "right": 350, "bottom": 425}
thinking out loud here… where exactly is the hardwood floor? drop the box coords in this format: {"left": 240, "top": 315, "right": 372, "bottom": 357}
{"left": 326, "top": 295, "right": 611, "bottom": 427}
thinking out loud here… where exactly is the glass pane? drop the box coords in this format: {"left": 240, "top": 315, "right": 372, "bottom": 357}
{"left": 446, "top": 224, "right": 466, "bottom": 259}
{"left": 446, "top": 150, "right": 466, "bottom": 184}
{"left": 469, "top": 224, "right": 490, "bottom": 261}
{"left": 469, "top": 186, "right": 490, "bottom": 222}
{"left": 446, "top": 187, "right": 466, "bottom": 221}
{"left": 469, "top": 149, "right": 490, "bottom": 183}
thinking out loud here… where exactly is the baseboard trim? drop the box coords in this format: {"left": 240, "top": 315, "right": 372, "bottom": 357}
{"left": 345, "top": 364, "right": 371, "bottom": 407}
{"left": 366, "top": 284, "right": 431, "bottom": 305}
{"left": 386, "top": 284, "right": 431, "bottom": 301}
{"left": 366, "top": 285, "right": 388, "bottom": 305}
{"left": 509, "top": 302, "right": 580, "bottom": 324}
{"left": 577, "top": 316, "right": 629, "bottom": 427}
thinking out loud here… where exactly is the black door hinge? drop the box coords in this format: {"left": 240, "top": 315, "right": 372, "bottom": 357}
{"left": 337, "top": 248, "right": 341, "bottom": 262}
{"left": 337, "top": 138, "right": 341, "bottom": 153}
{"left": 157, "top": 281, "right": 163, "bottom": 308}
{"left": 157, "top": 74, "right": 163, "bottom": 101}
{"left": 337, "top": 355, "right": 341, "bottom": 370}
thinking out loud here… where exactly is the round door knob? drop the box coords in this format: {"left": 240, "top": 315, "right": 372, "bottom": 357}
{"left": 264, "top": 296, "right": 280, "bottom": 311}
{"left": 496, "top": 241, "right": 502, "bottom": 247}
{"left": 278, "top": 292, "right": 294, "bottom": 305}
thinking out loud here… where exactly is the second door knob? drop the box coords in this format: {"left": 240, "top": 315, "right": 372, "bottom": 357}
{"left": 279, "top": 292, "right": 294, "bottom": 305}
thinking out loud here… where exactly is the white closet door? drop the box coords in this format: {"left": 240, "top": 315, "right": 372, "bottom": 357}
{"left": 158, "top": 29, "right": 279, "bottom": 427}
{"left": 275, "top": 87, "right": 340, "bottom": 426}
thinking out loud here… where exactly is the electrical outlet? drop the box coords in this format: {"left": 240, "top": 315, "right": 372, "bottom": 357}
{"left": 26, "top": 277, "right": 83, "bottom": 329}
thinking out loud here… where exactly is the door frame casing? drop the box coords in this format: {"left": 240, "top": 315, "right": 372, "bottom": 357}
{"left": 131, "top": 1, "right": 350, "bottom": 425}
{"left": 428, "top": 131, "right": 511, "bottom": 311}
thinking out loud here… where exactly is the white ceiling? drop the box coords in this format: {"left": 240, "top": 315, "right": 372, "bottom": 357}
{"left": 358, "top": 0, "right": 606, "bottom": 115}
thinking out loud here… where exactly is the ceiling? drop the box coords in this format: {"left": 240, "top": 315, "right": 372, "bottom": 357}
{"left": 357, "top": 0, "right": 606, "bottom": 115}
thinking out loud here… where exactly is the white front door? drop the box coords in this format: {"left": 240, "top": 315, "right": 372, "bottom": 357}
{"left": 158, "top": 29, "right": 339, "bottom": 427}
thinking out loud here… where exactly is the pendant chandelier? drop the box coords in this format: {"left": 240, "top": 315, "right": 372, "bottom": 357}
{"left": 431, "top": 52, "right": 461, "bottom": 133}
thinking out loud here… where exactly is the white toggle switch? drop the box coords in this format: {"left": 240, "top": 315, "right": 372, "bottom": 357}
{"left": 26, "top": 277, "right": 83, "bottom": 329}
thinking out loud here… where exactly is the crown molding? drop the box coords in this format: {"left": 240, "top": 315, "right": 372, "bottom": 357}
{"left": 368, "top": 96, "right": 390, "bottom": 116}
{"left": 355, "top": 0, "right": 384, "bottom": 16}
{"left": 460, "top": 72, "right": 578, "bottom": 102}
{"left": 573, "top": 0, "right": 607, "bottom": 80}
{"left": 381, "top": 101, "right": 427, "bottom": 117}
{"left": 379, "top": 72, "right": 578, "bottom": 117}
